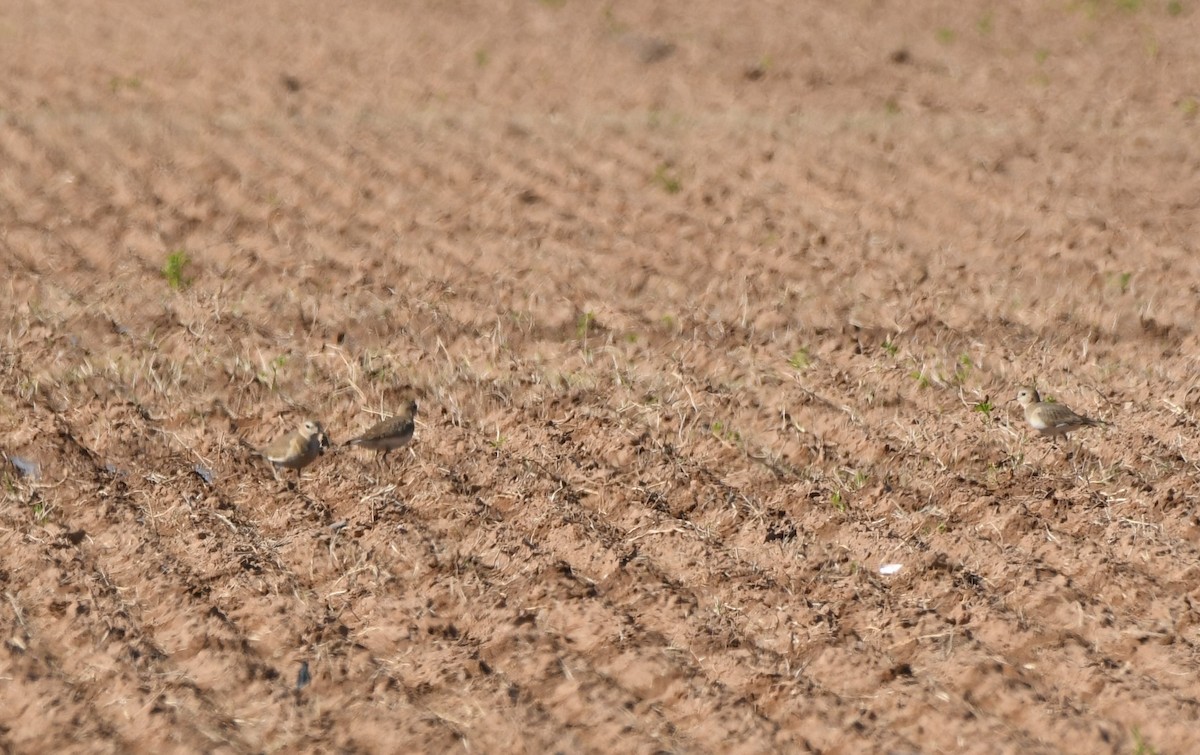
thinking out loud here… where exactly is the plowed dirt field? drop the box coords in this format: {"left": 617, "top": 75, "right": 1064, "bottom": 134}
{"left": 4, "top": 0, "right": 1200, "bottom": 752}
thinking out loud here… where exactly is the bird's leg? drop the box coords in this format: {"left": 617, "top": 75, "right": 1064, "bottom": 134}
{"left": 1035, "top": 440, "right": 1053, "bottom": 464}
{"left": 1067, "top": 434, "right": 1085, "bottom": 477}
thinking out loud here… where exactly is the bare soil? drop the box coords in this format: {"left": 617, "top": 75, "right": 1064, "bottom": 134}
{"left": 3, "top": 0, "right": 1200, "bottom": 752}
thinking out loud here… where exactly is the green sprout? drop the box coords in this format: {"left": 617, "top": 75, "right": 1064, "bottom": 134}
{"left": 788, "top": 348, "right": 811, "bottom": 370}
{"left": 576, "top": 311, "right": 596, "bottom": 340}
{"left": 710, "top": 421, "right": 742, "bottom": 445}
{"left": 162, "top": 250, "right": 192, "bottom": 290}
{"left": 954, "top": 353, "right": 973, "bottom": 384}
{"left": 1131, "top": 727, "right": 1160, "bottom": 755}
{"left": 652, "top": 164, "right": 682, "bottom": 194}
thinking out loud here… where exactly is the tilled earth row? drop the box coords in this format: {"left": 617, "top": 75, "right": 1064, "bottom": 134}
{"left": 3, "top": 0, "right": 1200, "bottom": 752}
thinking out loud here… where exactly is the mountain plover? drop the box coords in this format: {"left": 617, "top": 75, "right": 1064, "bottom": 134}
{"left": 262, "top": 419, "right": 329, "bottom": 483}
{"left": 1016, "top": 387, "right": 1104, "bottom": 439}
{"left": 345, "top": 398, "right": 417, "bottom": 463}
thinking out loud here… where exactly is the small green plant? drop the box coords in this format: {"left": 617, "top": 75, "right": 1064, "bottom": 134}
{"left": 475, "top": 49, "right": 490, "bottom": 67}
{"left": 1116, "top": 271, "right": 1133, "bottom": 292}
{"left": 935, "top": 27, "right": 955, "bottom": 44}
{"left": 576, "top": 311, "right": 596, "bottom": 340}
{"left": 910, "top": 369, "right": 931, "bottom": 389}
{"left": 977, "top": 12, "right": 993, "bottom": 34}
{"left": 710, "top": 420, "right": 741, "bottom": 445}
{"left": 31, "top": 500, "right": 48, "bottom": 523}
{"left": 660, "top": 314, "right": 676, "bottom": 330}
{"left": 830, "top": 490, "right": 847, "bottom": 512}
{"left": 257, "top": 353, "right": 288, "bottom": 391}
{"left": 882, "top": 339, "right": 899, "bottom": 357}
{"left": 1116, "top": 0, "right": 1142, "bottom": 10}
{"left": 162, "top": 249, "right": 191, "bottom": 290}
{"left": 788, "top": 347, "right": 811, "bottom": 370}
{"left": 488, "top": 433, "right": 507, "bottom": 449}
{"left": 1167, "top": 0, "right": 1183, "bottom": 16}
{"left": 884, "top": 98, "right": 901, "bottom": 115}
{"left": 974, "top": 398, "right": 994, "bottom": 416}
{"left": 954, "top": 353, "right": 972, "bottom": 384}
{"left": 1034, "top": 48, "right": 1050, "bottom": 64}
{"left": 1180, "top": 97, "right": 1198, "bottom": 119}
{"left": 1131, "top": 727, "right": 1160, "bottom": 755}
{"left": 652, "top": 164, "right": 682, "bottom": 194}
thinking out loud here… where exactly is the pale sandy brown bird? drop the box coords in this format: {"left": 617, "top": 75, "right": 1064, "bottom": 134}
{"left": 261, "top": 419, "right": 329, "bottom": 483}
{"left": 1016, "top": 387, "right": 1104, "bottom": 439}
{"left": 345, "top": 399, "right": 417, "bottom": 464}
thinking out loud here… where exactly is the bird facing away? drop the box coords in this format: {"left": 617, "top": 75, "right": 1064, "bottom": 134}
{"left": 345, "top": 399, "right": 417, "bottom": 463}
{"left": 1016, "top": 387, "right": 1104, "bottom": 439}
{"left": 261, "top": 419, "right": 329, "bottom": 482}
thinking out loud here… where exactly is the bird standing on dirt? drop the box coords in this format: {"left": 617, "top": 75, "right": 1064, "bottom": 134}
{"left": 344, "top": 398, "right": 418, "bottom": 464}
{"left": 1016, "top": 387, "right": 1104, "bottom": 439}
{"left": 261, "top": 419, "right": 329, "bottom": 484}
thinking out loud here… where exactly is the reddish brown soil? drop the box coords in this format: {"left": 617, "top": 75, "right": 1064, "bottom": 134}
{"left": 3, "top": 0, "right": 1200, "bottom": 752}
